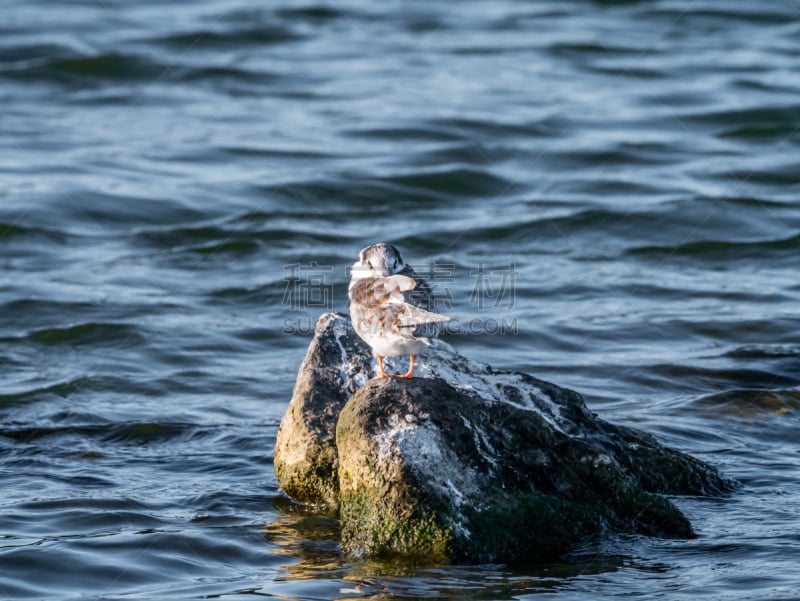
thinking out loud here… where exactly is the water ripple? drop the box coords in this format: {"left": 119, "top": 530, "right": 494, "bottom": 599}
{"left": 2, "top": 0, "right": 800, "bottom": 599}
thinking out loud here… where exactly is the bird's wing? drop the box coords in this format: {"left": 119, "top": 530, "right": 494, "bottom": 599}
{"left": 399, "top": 264, "right": 436, "bottom": 312}
{"left": 385, "top": 274, "right": 417, "bottom": 295}
{"left": 350, "top": 276, "right": 451, "bottom": 338}
{"left": 349, "top": 275, "right": 416, "bottom": 309}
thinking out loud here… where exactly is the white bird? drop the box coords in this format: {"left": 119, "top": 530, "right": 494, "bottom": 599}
{"left": 348, "top": 243, "right": 451, "bottom": 379}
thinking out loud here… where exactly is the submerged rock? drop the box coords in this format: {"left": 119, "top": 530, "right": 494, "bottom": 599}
{"left": 275, "top": 312, "right": 732, "bottom": 562}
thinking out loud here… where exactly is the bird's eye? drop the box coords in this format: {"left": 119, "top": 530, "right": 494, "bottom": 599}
{"left": 367, "top": 260, "right": 373, "bottom": 269}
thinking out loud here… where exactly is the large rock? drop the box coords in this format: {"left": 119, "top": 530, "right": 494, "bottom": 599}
{"left": 274, "top": 312, "right": 732, "bottom": 562}
{"left": 274, "top": 313, "right": 373, "bottom": 506}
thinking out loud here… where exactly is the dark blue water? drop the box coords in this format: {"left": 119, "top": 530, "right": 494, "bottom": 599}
{"left": 2, "top": 0, "right": 800, "bottom": 598}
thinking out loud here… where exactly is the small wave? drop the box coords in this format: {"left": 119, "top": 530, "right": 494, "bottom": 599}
{"left": 136, "top": 225, "right": 231, "bottom": 247}
{"left": 0, "top": 223, "right": 27, "bottom": 238}
{"left": 391, "top": 207, "right": 678, "bottom": 251}
{"left": 590, "top": 65, "right": 667, "bottom": 79}
{"left": 425, "top": 115, "right": 571, "bottom": 140}
{"left": 628, "top": 233, "right": 800, "bottom": 260}
{"left": 0, "top": 421, "right": 204, "bottom": 445}
{"left": 694, "top": 389, "right": 800, "bottom": 416}
{"left": 0, "top": 374, "right": 175, "bottom": 410}
{"left": 0, "top": 377, "right": 89, "bottom": 407}
{"left": 0, "top": 42, "right": 74, "bottom": 65}
{"left": 719, "top": 168, "right": 800, "bottom": 187}
{"left": 724, "top": 345, "right": 800, "bottom": 360}
{"left": 548, "top": 146, "right": 673, "bottom": 168}
{"left": 218, "top": 146, "right": 341, "bottom": 160}
{"left": 186, "top": 240, "right": 261, "bottom": 255}
{"left": 0, "top": 425, "right": 75, "bottom": 442}
{"left": 252, "top": 170, "right": 509, "bottom": 208}
{"left": 548, "top": 42, "right": 642, "bottom": 58}
{"left": 136, "top": 223, "right": 345, "bottom": 254}
{"left": 102, "top": 422, "right": 202, "bottom": 444}
{"left": 655, "top": 364, "right": 799, "bottom": 391}
{"left": 174, "top": 65, "right": 290, "bottom": 88}
{"left": 1, "top": 47, "right": 294, "bottom": 93}
{"left": 373, "top": 166, "right": 512, "bottom": 199}
{"left": 19, "top": 190, "right": 209, "bottom": 234}
{"left": 555, "top": 178, "right": 673, "bottom": 199}
{"left": 150, "top": 26, "right": 303, "bottom": 50}
{"left": 3, "top": 52, "right": 165, "bottom": 84}
{"left": 651, "top": 7, "right": 796, "bottom": 26}
{"left": 0, "top": 222, "right": 67, "bottom": 243}
{"left": 720, "top": 123, "right": 800, "bottom": 142}
{"left": 0, "top": 299, "right": 137, "bottom": 333}
{"left": 276, "top": 6, "right": 345, "bottom": 22}
{"left": 407, "top": 142, "right": 519, "bottom": 170}
{"left": 342, "top": 124, "right": 465, "bottom": 143}
{"left": 686, "top": 105, "right": 800, "bottom": 129}
{"left": 12, "top": 496, "right": 155, "bottom": 518}
{"left": 0, "top": 322, "right": 143, "bottom": 347}
{"left": 702, "top": 195, "right": 789, "bottom": 209}
{"left": 207, "top": 281, "right": 290, "bottom": 307}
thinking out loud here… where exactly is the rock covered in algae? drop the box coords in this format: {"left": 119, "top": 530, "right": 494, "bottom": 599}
{"left": 274, "top": 312, "right": 732, "bottom": 562}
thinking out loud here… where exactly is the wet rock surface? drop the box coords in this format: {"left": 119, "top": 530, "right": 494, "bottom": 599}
{"left": 274, "top": 312, "right": 733, "bottom": 562}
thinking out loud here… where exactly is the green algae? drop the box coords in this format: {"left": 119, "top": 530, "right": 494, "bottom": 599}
{"left": 456, "top": 493, "right": 600, "bottom": 562}
{"left": 340, "top": 492, "right": 451, "bottom": 562}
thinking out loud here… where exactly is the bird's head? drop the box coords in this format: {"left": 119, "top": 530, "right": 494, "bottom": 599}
{"left": 350, "top": 242, "right": 406, "bottom": 282}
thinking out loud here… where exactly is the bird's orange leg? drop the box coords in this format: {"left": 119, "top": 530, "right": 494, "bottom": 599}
{"left": 397, "top": 355, "right": 416, "bottom": 379}
{"left": 376, "top": 355, "right": 389, "bottom": 378}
